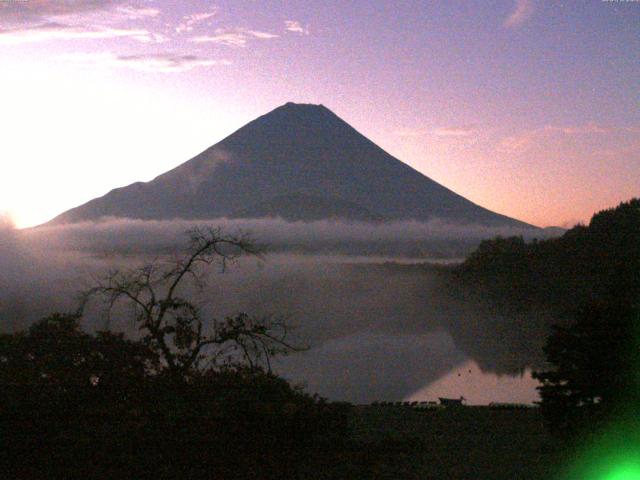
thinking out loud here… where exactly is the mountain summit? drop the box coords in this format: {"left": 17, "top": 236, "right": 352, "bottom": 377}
{"left": 49, "top": 102, "right": 532, "bottom": 227}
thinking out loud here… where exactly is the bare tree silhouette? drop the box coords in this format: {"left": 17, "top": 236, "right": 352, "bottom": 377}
{"left": 84, "top": 226, "right": 303, "bottom": 379}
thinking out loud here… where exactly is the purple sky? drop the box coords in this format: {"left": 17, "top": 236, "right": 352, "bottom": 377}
{"left": 1, "top": 0, "right": 638, "bottom": 228}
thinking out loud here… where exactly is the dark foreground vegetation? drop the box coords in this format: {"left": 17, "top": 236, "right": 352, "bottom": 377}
{"left": 0, "top": 322, "right": 349, "bottom": 479}
{"left": 0, "top": 313, "right": 558, "bottom": 480}
{"left": 0, "top": 318, "right": 557, "bottom": 479}
{"left": 348, "top": 404, "right": 559, "bottom": 479}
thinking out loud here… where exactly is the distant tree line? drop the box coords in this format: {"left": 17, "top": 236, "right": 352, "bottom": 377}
{"left": 454, "top": 198, "right": 640, "bottom": 437}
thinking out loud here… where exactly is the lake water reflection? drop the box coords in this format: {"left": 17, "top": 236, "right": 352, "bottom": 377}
{"left": 406, "top": 359, "right": 540, "bottom": 405}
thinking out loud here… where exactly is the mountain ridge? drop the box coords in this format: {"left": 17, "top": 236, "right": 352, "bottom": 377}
{"left": 48, "top": 102, "right": 535, "bottom": 229}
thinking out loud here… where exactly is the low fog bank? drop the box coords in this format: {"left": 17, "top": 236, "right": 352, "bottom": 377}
{"left": 29, "top": 216, "right": 554, "bottom": 258}
{"left": 0, "top": 218, "right": 81, "bottom": 330}
{"left": 0, "top": 217, "right": 555, "bottom": 401}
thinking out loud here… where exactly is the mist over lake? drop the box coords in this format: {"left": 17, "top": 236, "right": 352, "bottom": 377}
{"left": 0, "top": 217, "right": 544, "bottom": 404}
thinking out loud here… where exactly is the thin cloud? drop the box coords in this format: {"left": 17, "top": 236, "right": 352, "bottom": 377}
{"left": 61, "top": 52, "right": 231, "bottom": 73}
{"left": 115, "top": 5, "right": 161, "bottom": 20}
{"left": 176, "top": 10, "right": 217, "bottom": 34}
{"left": 498, "top": 123, "right": 618, "bottom": 153}
{"left": 433, "top": 126, "right": 478, "bottom": 138}
{"left": 498, "top": 132, "right": 536, "bottom": 154}
{"left": 0, "top": 22, "right": 155, "bottom": 44}
{"left": 0, "top": 1, "right": 169, "bottom": 45}
{"left": 132, "top": 32, "right": 170, "bottom": 44}
{"left": 545, "top": 123, "right": 612, "bottom": 135}
{"left": 504, "top": 0, "right": 534, "bottom": 28}
{"left": 0, "top": 0, "right": 126, "bottom": 22}
{"left": 394, "top": 126, "right": 478, "bottom": 138}
{"left": 191, "top": 28, "right": 279, "bottom": 47}
{"left": 285, "top": 20, "right": 309, "bottom": 35}
{"left": 248, "top": 30, "right": 280, "bottom": 39}
{"left": 393, "top": 128, "right": 428, "bottom": 138}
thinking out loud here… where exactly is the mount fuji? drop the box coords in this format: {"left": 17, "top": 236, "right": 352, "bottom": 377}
{"left": 49, "top": 102, "right": 533, "bottom": 228}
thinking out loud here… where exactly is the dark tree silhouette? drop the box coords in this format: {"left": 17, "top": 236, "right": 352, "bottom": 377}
{"left": 0, "top": 313, "right": 349, "bottom": 480}
{"left": 83, "top": 226, "right": 303, "bottom": 379}
{"left": 0, "top": 312, "right": 156, "bottom": 394}
{"left": 533, "top": 302, "right": 640, "bottom": 435}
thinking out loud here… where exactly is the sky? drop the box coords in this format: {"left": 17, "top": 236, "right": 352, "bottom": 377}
{"left": 0, "top": 0, "right": 638, "bottom": 229}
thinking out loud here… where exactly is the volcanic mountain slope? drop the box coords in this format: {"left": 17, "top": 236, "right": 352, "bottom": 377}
{"left": 230, "top": 193, "right": 385, "bottom": 222}
{"left": 49, "top": 102, "right": 533, "bottom": 227}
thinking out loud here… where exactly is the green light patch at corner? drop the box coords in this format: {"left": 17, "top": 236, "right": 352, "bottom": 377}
{"left": 576, "top": 444, "right": 640, "bottom": 480}
{"left": 560, "top": 417, "right": 640, "bottom": 480}
{"left": 570, "top": 446, "right": 640, "bottom": 480}
{"left": 603, "top": 462, "right": 640, "bottom": 480}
